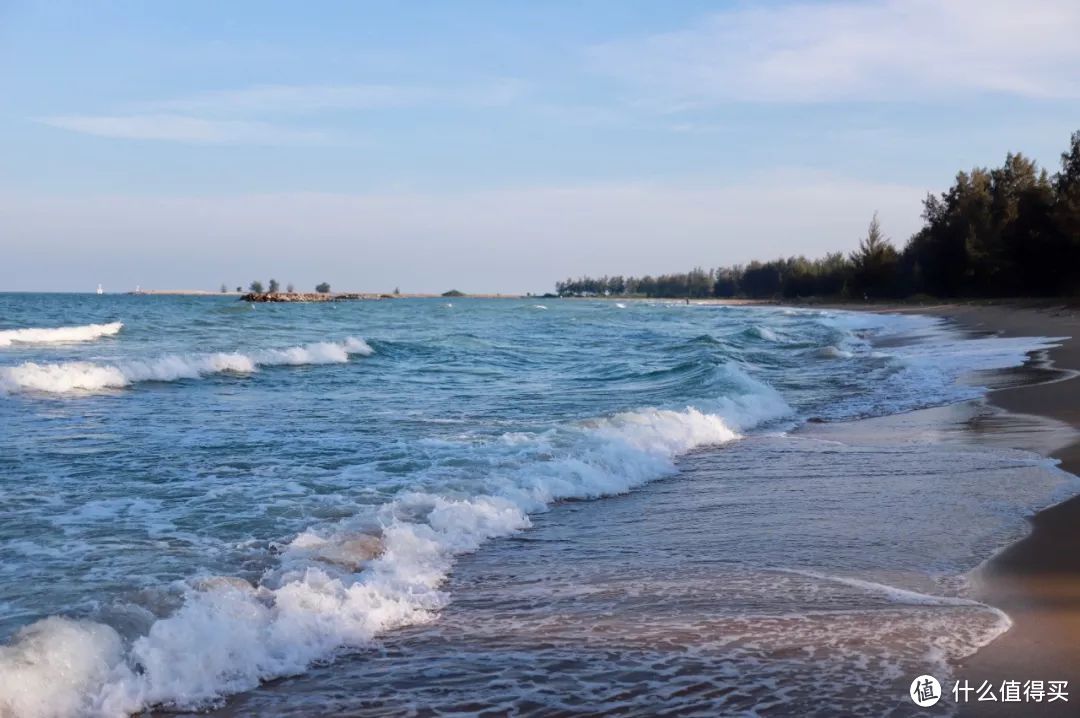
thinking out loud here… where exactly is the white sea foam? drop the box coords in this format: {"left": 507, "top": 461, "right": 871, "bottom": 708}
{"left": 0, "top": 371, "right": 790, "bottom": 717}
{"left": 0, "top": 322, "right": 123, "bottom": 347}
{"left": 0, "top": 618, "right": 126, "bottom": 718}
{"left": 776, "top": 568, "right": 1003, "bottom": 611}
{"left": 773, "top": 568, "right": 1014, "bottom": 662}
{"left": 0, "top": 338, "right": 373, "bottom": 395}
{"left": 748, "top": 325, "right": 779, "bottom": 342}
{"left": 817, "top": 345, "right": 854, "bottom": 359}
{"left": 813, "top": 310, "right": 1064, "bottom": 417}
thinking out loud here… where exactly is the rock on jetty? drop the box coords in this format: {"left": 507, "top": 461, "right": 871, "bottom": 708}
{"left": 240, "top": 292, "right": 384, "bottom": 302}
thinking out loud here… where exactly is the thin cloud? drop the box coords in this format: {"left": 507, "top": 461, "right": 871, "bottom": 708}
{"left": 589, "top": 0, "right": 1080, "bottom": 105}
{"left": 141, "top": 80, "right": 526, "bottom": 115}
{"left": 38, "top": 79, "right": 525, "bottom": 145}
{"left": 39, "top": 114, "right": 335, "bottom": 145}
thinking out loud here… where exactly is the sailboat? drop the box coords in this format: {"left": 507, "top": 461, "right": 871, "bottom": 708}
{"left": 96, "top": 284, "right": 103, "bottom": 295}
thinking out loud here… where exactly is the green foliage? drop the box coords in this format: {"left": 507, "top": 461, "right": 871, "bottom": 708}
{"left": 267, "top": 278, "right": 280, "bottom": 293}
{"left": 557, "top": 130, "right": 1080, "bottom": 300}
{"left": 442, "top": 289, "right": 465, "bottom": 297}
{"left": 249, "top": 280, "right": 264, "bottom": 293}
{"left": 315, "top": 282, "right": 331, "bottom": 294}
{"left": 904, "top": 142, "right": 1080, "bottom": 296}
{"left": 557, "top": 254, "right": 855, "bottom": 300}
{"left": 849, "top": 212, "right": 899, "bottom": 298}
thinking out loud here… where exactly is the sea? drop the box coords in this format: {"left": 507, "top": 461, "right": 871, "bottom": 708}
{"left": 0, "top": 294, "right": 1076, "bottom": 717}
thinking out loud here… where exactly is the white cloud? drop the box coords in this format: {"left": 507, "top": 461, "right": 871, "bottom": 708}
{"left": 38, "top": 114, "right": 334, "bottom": 145}
{"left": 0, "top": 173, "right": 924, "bottom": 292}
{"left": 590, "top": 0, "right": 1080, "bottom": 105}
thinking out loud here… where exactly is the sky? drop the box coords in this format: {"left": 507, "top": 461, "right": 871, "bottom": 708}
{"left": 2, "top": 0, "right": 1080, "bottom": 294}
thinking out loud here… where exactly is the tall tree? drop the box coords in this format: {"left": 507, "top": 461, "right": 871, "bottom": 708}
{"left": 1052, "top": 131, "right": 1080, "bottom": 292}
{"left": 850, "top": 212, "right": 898, "bottom": 297}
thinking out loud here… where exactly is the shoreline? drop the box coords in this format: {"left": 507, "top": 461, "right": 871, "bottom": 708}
{"left": 925, "top": 305, "right": 1080, "bottom": 715}
{"left": 820, "top": 302, "right": 1080, "bottom": 712}
{"left": 195, "top": 302, "right": 1076, "bottom": 717}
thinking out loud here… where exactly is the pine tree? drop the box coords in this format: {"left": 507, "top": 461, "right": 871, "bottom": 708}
{"left": 850, "top": 212, "right": 898, "bottom": 298}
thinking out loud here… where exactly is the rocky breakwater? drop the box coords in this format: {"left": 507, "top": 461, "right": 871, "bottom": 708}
{"left": 240, "top": 292, "right": 383, "bottom": 302}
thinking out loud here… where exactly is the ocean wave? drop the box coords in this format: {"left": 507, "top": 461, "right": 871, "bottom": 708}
{"left": 0, "top": 375, "right": 791, "bottom": 717}
{"left": 0, "top": 322, "right": 123, "bottom": 347}
{"left": 0, "top": 338, "right": 372, "bottom": 395}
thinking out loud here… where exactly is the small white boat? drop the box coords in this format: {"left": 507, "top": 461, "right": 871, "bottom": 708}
{"left": 96, "top": 284, "right": 104, "bottom": 295}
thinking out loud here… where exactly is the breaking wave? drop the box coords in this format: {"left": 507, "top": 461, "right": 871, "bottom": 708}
{"left": 742, "top": 325, "right": 781, "bottom": 342}
{"left": 0, "top": 322, "right": 123, "bottom": 347}
{"left": 0, "top": 372, "right": 791, "bottom": 717}
{"left": 0, "top": 338, "right": 372, "bottom": 395}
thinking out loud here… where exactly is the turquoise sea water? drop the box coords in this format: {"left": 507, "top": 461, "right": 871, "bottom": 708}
{"left": 0, "top": 294, "right": 1075, "bottom": 716}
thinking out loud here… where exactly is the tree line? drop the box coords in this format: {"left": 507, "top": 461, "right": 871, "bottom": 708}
{"left": 556, "top": 131, "right": 1080, "bottom": 300}
{"left": 222, "top": 280, "right": 332, "bottom": 294}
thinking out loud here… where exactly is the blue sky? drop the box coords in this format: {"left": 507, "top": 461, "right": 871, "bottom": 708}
{"left": 3, "top": 0, "right": 1080, "bottom": 293}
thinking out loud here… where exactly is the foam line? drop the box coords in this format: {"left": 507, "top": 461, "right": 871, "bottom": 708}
{"left": 0, "top": 322, "right": 123, "bottom": 347}
{"left": 0, "top": 337, "right": 373, "bottom": 395}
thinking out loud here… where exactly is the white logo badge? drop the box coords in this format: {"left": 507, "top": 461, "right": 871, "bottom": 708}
{"left": 910, "top": 675, "right": 942, "bottom": 707}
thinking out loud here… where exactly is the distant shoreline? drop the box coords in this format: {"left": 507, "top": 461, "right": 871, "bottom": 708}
{"left": 35, "top": 290, "right": 531, "bottom": 299}
{"left": 234, "top": 291, "right": 526, "bottom": 301}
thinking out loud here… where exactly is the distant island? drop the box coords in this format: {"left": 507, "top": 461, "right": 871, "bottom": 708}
{"left": 241, "top": 292, "right": 390, "bottom": 302}
{"left": 557, "top": 130, "right": 1080, "bottom": 301}
{"left": 235, "top": 288, "right": 518, "bottom": 302}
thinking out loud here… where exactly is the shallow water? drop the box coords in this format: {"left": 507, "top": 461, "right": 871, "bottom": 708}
{"left": 0, "top": 295, "right": 1073, "bottom": 716}
{"left": 209, "top": 408, "right": 1079, "bottom": 717}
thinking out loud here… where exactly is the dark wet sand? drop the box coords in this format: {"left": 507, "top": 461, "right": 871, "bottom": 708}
{"left": 848, "top": 302, "right": 1080, "bottom": 715}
